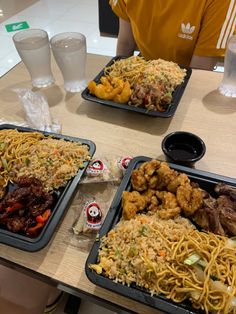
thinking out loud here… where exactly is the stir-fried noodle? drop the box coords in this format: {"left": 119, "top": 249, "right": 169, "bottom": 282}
{"left": 92, "top": 213, "right": 236, "bottom": 314}
{"left": 0, "top": 129, "right": 90, "bottom": 196}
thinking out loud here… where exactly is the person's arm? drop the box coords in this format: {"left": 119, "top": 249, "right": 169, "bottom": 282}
{"left": 116, "top": 18, "right": 136, "bottom": 56}
{"left": 190, "top": 55, "right": 223, "bottom": 71}
{"left": 191, "top": 0, "right": 233, "bottom": 71}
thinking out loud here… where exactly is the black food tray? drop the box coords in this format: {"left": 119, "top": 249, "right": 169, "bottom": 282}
{"left": 82, "top": 56, "right": 192, "bottom": 117}
{"left": 85, "top": 156, "right": 236, "bottom": 314}
{"left": 0, "top": 124, "right": 96, "bottom": 252}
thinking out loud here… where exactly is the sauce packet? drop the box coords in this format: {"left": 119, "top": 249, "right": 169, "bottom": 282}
{"left": 63, "top": 182, "right": 117, "bottom": 252}
{"left": 73, "top": 198, "right": 103, "bottom": 234}
{"left": 81, "top": 155, "right": 133, "bottom": 184}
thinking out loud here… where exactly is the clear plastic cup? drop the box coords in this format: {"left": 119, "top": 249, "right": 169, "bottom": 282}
{"left": 219, "top": 35, "right": 236, "bottom": 98}
{"left": 13, "top": 29, "right": 54, "bottom": 88}
{"left": 50, "top": 32, "right": 87, "bottom": 93}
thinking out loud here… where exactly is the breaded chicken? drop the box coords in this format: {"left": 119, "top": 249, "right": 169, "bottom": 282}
{"left": 155, "top": 162, "right": 178, "bottom": 190}
{"left": 167, "top": 173, "right": 190, "bottom": 194}
{"left": 131, "top": 169, "right": 148, "bottom": 192}
{"left": 128, "top": 160, "right": 203, "bottom": 220}
{"left": 131, "top": 160, "right": 161, "bottom": 191}
{"left": 122, "top": 190, "right": 148, "bottom": 220}
{"left": 142, "top": 189, "right": 159, "bottom": 211}
{"left": 156, "top": 191, "right": 181, "bottom": 219}
{"left": 133, "top": 161, "right": 181, "bottom": 192}
{"left": 176, "top": 183, "right": 203, "bottom": 217}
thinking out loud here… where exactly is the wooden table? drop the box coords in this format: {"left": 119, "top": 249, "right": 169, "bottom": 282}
{"left": 0, "top": 54, "right": 236, "bottom": 314}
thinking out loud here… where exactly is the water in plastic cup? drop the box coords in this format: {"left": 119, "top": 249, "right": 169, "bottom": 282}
{"left": 219, "top": 35, "right": 236, "bottom": 98}
{"left": 50, "top": 32, "right": 87, "bottom": 93}
{"left": 13, "top": 29, "right": 54, "bottom": 88}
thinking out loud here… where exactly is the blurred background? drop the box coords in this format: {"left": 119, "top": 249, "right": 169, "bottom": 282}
{"left": 0, "top": 0, "right": 119, "bottom": 77}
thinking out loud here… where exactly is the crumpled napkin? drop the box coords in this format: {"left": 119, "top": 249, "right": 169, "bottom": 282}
{"left": 8, "top": 88, "right": 62, "bottom": 133}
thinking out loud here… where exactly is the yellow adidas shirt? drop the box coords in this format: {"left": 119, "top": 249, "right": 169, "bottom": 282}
{"left": 110, "top": 0, "right": 236, "bottom": 66}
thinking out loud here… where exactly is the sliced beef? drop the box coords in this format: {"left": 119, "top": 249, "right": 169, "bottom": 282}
{"left": 215, "top": 183, "right": 236, "bottom": 202}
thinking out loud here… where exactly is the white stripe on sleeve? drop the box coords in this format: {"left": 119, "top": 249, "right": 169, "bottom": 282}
{"left": 221, "top": 3, "right": 236, "bottom": 48}
{"left": 216, "top": 0, "right": 235, "bottom": 49}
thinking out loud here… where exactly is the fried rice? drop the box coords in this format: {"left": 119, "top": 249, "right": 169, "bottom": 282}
{"left": 94, "top": 213, "right": 195, "bottom": 291}
{"left": 12, "top": 138, "right": 90, "bottom": 191}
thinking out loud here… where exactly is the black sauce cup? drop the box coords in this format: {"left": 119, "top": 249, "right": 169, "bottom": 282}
{"left": 161, "top": 131, "right": 206, "bottom": 167}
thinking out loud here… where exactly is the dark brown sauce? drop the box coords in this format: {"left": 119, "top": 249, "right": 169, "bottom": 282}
{"left": 167, "top": 143, "right": 198, "bottom": 160}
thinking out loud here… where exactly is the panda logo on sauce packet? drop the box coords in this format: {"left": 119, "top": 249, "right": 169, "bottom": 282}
{"left": 86, "top": 159, "right": 107, "bottom": 177}
{"left": 117, "top": 156, "right": 133, "bottom": 172}
{"left": 84, "top": 201, "right": 103, "bottom": 229}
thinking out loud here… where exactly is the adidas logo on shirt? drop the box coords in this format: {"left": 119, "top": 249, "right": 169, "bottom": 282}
{"left": 178, "top": 23, "right": 195, "bottom": 40}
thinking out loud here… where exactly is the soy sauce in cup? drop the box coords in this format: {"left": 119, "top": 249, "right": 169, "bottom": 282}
{"left": 161, "top": 131, "right": 206, "bottom": 167}
{"left": 167, "top": 142, "right": 198, "bottom": 160}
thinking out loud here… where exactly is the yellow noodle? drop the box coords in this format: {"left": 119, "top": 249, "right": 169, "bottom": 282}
{"left": 0, "top": 129, "right": 90, "bottom": 196}
{"left": 94, "top": 214, "right": 236, "bottom": 313}
{"left": 104, "top": 56, "right": 186, "bottom": 88}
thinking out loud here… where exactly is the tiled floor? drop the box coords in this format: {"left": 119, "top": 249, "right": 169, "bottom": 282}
{"left": 0, "top": 0, "right": 39, "bottom": 23}
{"left": 0, "top": 0, "right": 117, "bottom": 77}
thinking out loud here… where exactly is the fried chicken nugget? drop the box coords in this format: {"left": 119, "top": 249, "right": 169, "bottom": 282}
{"left": 142, "top": 189, "right": 159, "bottom": 211}
{"left": 131, "top": 160, "right": 187, "bottom": 192}
{"left": 122, "top": 191, "right": 148, "bottom": 220}
{"left": 131, "top": 160, "right": 161, "bottom": 191}
{"left": 155, "top": 162, "right": 178, "bottom": 190}
{"left": 167, "top": 173, "right": 190, "bottom": 194}
{"left": 141, "top": 159, "right": 161, "bottom": 178}
{"left": 156, "top": 191, "right": 181, "bottom": 219}
{"left": 176, "top": 183, "right": 203, "bottom": 217}
{"left": 131, "top": 169, "right": 148, "bottom": 191}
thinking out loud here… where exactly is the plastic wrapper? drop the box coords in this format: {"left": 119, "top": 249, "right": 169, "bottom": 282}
{"left": 0, "top": 118, "right": 28, "bottom": 128}
{"left": 72, "top": 197, "right": 103, "bottom": 234}
{"left": 63, "top": 182, "right": 117, "bottom": 252}
{"left": 113, "top": 155, "right": 133, "bottom": 176}
{"left": 81, "top": 155, "right": 133, "bottom": 184}
{"left": 13, "top": 88, "right": 61, "bottom": 133}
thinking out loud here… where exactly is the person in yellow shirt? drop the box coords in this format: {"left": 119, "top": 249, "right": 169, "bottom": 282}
{"left": 109, "top": 0, "right": 236, "bottom": 70}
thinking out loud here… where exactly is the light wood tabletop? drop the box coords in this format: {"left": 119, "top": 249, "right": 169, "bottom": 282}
{"left": 0, "top": 53, "right": 236, "bottom": 314}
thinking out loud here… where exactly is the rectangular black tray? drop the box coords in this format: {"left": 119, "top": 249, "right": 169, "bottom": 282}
{"left": 0, "top": 124, "right": 96, "bottom": 252}
{"left": 86, "top": 156, "right": 236, "bottom": 314}
{"left": 81, "top": 56, "right": 192, "bottom": 118}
